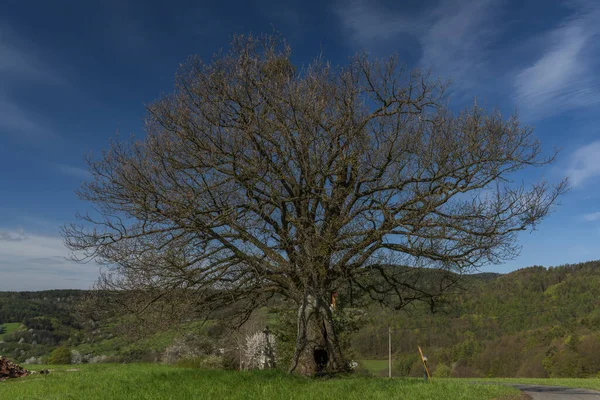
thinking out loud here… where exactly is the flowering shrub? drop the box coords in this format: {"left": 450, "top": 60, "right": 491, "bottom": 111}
{"left": 71, "top": 350, "right": 84, "bottom": 364}
{"left": 88, "top": 355, "right": 109, "bottom": 364}
{"left": 244, "top": 331, "right": 277, "bottom": 370}
{"left": 163, "top": 334, "right": 216, "bottom": 364}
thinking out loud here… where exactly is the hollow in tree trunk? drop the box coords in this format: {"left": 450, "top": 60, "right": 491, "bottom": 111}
{"left": 289, "top": 293, "right": 347, "bottom": 375}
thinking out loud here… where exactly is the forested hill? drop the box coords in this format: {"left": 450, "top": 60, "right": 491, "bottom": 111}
{"left": 3, "top": 262, "right": 600, "bottom": 378}
{"left": 353, "top": 260, "right": 600, "bottom": 378}
{"left": 0, "top": 290, "right": 86, "bottom": 324}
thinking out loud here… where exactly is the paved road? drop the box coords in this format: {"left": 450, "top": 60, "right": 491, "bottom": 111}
{"left": 512, "top": 384, "right": 600, "bottom": 400}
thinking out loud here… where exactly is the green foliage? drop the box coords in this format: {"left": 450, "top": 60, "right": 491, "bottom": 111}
{"left": 0, "top": 290, "right": 85, "bottom": 325}
{"left": 564, "top": 334, "right": 580, "bottom": 351}
{"left": 49, "top": 346, "right": 72, "bottom": 365}
{"left": 392, "top": 353, "right": 419, "bottom": 377}
{"left": 433, "top": 363, "right": 452, "bottom": 378}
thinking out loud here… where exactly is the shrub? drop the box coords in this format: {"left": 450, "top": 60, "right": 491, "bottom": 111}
{"left": 163, "top": 334, "right": 215, "bottom": 364}
{"left": 23, "top": 356, "right": 42, "bottom": 364}
{"left": 49, "top": 346, "right": 72, "bottom": 365}
{"left": 71, "top": 350, "right": 84, "bottom": 364}
{"left": 88, "top": 355, "right": 109, "bottom": 364}
{"left": 393, "top": 353, "right": 419, "bottom": 376}
{"left": 433, "top": 363, "right": 452, "bottom": 378}
{"left": 244, "top": 330, "right": 277, "bottom": 370}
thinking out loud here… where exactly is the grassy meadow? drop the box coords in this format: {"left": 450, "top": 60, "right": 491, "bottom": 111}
{"left": 360, "top": 359, "right": 389, "bottom": 376}
{"left": 0, "top": 323, "right": 21, "bottom": 340}
{"left": 0, "top": 364, "right": 520, "bottom": 400}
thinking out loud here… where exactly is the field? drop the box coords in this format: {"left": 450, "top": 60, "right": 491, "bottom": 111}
{"left": 0, "top": 364, "right": 520, "bottom": 400}
{"left": 360, "top": 360, "right": 389, "bottom": 376}
{"left": 0, "top": 323, "right": 21, "bottom": 340}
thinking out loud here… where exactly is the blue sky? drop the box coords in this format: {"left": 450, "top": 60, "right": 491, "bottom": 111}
{"left": 1, "top": 0, "right": 599, "bottom": 290}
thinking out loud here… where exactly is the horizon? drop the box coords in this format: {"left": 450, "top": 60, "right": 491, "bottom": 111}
{"left": 2, "top": 0, "right": 600, "bottom": 290}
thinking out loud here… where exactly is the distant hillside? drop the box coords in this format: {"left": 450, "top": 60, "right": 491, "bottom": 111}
{"left": 467, "top": 272, "right": 502, "bottom": 281}
{"left": 3, "top": 261, "right": 600, "bottom": 378}
{"left": 352, "top": 260, "right": 600, "bottom": 378}
{"left": 0, "top": 290, "right": 86, "bottom": 325}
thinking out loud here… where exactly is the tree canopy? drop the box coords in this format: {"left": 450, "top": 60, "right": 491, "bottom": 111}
{"left": 63, "top": 34, "right": 566, "bottom": 374}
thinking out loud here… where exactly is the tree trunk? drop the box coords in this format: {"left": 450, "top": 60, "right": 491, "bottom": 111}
{"left": 289, "top": 293, "right": 347, "bottom": 375}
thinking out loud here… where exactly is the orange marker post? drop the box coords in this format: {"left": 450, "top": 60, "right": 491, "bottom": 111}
{"left": 418, "top": 345, "right": 432, "bottom": 383}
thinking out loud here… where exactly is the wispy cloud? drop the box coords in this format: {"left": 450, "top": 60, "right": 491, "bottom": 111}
{"left": 0, "top": 229, "right": 99, "bottom": 290}
{"left": 513, "top": 3, "right": 600, "bottom": 120}
{"left": 418, "top": 0, "right": 500, "bottom": 89}
{"left": 0, "top": 96, "right": 48, "bottom": 139}
{"left": 0, "top": 23, "right": 61, "bottom": 140}
{"left": 566, "top": 140, "right": 600, "bottom": 187}
{"left": 0, "top": 229, "right": 26, "bottom": 242}
{"left": 0, "top": 42, "right": 42, "bottom": 79}
{"left": 332, "top": 1, "right": 414, "bottom": 46}
{"left": 333, "top": 0, "right": 502, "bottom": 90}
{"left": 583, "top": 212, "right": 600, "bottom": 222}
{"left": 57, "top": 164, "right": 92, "bottom": 180}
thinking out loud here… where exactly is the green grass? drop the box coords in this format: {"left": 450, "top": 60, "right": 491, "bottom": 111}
{"left": 360, "top": 360, "right": 389, "bottom": 376}
{"left": 0, "top": 323, "right": 21, "bottom": 340}
{"left": 467, "top": 377, "right": 600, "bottom": 392}
{"left": 0, "top": 364, "right": 519, "bottom": 399}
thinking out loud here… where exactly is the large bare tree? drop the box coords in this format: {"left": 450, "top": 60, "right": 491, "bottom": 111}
{"left": 63, "top": 34, "right": 566, "bottom": 375}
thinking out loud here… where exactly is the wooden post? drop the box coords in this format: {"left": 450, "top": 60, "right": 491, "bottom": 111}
{"left": 388, "top": 326, "right": 392, "bottom": 378}
{"left": 418, "top": 345, "right": 432, "bottom": 383}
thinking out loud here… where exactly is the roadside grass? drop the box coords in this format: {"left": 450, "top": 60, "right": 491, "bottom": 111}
{"left": 465, "top": 377, "right": 600, "bottom": 392}
{"left": 360, "top": 359, "right": 389, "bottom": 376}
{"left": 0, "top": 323, "right": 21, "bottom": 340}
{"left": 0, "top": 364, "right": 520, "bottom": 400}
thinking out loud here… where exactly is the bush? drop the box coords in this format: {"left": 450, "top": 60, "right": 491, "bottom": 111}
{"left": 244, "top": 330, "right": 277, "bottom": 370}
{"left": 71, "top": 349, "right": 84, "bottom": 364}
{"left": 433, "top": 363, "right": 452, "bottom": 378}
{"left": 163, "top": 334, "right": 216, "bottom": 364}
{"left": 49, "top": 346, "right": 72, "bottom": 365}
{"left": 451, "top": 360, "right": 483, "bottom": 378}
{"left": 88, "top": 355, "right": 109, "bottom": 364}
{"left": 393, "top": 353, "right": 419, "bottom": 376}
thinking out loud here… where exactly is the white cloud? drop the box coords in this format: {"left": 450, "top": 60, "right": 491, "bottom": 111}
{"left": 513, "top": 4, "right": 600, "bottom": 120}
{"left": 583, "top": 212, "right": 600, "bottom": 222}
{"left": 0, "top": 229, "right": 99, "bottom": 290}
{"left": 58, "top": 164, "right": 92, "bottom": 180}
{"left": 333, "top": 0, "right": 501, "bottom": 90}
{"left": 566, "top": 140, "right": 600, "bottom": 187}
